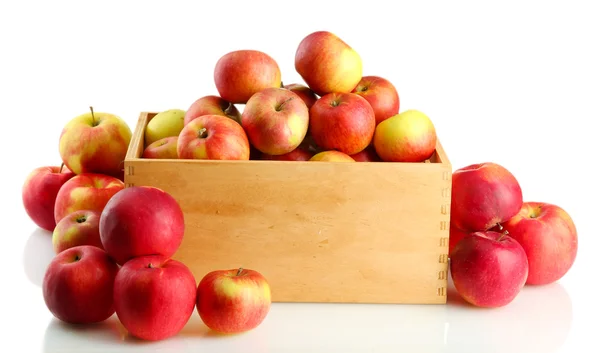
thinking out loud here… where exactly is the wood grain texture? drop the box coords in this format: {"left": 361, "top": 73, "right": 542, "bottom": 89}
{"left": 124, "top": 112, "right": 452, "bottom": 304}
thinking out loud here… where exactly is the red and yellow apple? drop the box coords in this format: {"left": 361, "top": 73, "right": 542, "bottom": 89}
{"left": 177, "top": 114, "right": 250, "bottom": 160}
{"left": 261, "top": 146, "right": 313, "bottom": 161}
{"left": 52, "top": 210, "right": 103, "bottom": 254}
{"left": 184, "top": 95, "right": 241, "bottom": 126}
{"left": 142, "top": 136, "right": 178, "bottom": 159}
{"left": 284, "top": 83, "right": 318, "bottom": 109}
{"left": 214, "top": 50, "right": 281, "bottom": 104}
{"left": 349, "top": 145, "right": 381, "bottom": 162}
{"left": 241, "top": 87, "right": 309, "bottom": 155}
{"left": 352, "top": 75, "right": 400, "bottom": 124}
{"left": 310, "top": 150, "right": 355, "bottom": 162}
{"left": 196, "top": 268, "right": 271, "bottom": 334}
{"left": 295, "top": 31, "right": 362, "bottom": 96}
{"left": 144, "top": 109, "right": 185, "bottom": 147}
{"left": 309, "top": 92, "right": 375, "bottom": 155}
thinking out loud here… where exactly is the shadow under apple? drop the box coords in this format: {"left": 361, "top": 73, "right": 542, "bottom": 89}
{"left": 22, "top": 227, "right": 55, "bottom": 287}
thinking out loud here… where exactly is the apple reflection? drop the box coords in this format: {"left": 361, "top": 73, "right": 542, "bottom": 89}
{"left": 22, "top": 228, "right": 55, "bottom": 287}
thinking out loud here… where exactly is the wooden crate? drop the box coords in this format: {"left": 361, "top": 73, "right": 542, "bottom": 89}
{"left": 124, "top": 112, "right": 452, "bottom": 304}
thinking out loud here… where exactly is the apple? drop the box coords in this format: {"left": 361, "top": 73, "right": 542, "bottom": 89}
{"left": 261, "top": 146, "right": 313, "bottom": 161}
{"left": 373, "top": 109, "right": 437, "bottom": 162}
{"left": 113, "top": 255, "right": 197, "bottom": 341}
{"left": 284, "top": 83, "right": 318, "bottom": 109}
{"left": 241, "top": 87, "right": 309, "bottom": 155}
{"left": 52, "top": 210, "right": 103, "bottom": 254}
{"left": 214, "top": 50, "right": 282, "bottom": 104}
{"left": 449, "top": 225, "right": 471, "bottom": 256}
{"left": 54, "top": 173, "right": 124, "bottom": 224}
{"left": 196, "top": 268, "right": 271, "bottom": 334}
{"left": 42, "top": 245, "right": 119, "bottom": 324}
{"left": 451, "top": 162, "right": 523, "bottom": 232}
{"left": 184, "top": 95, "right": 241, "bottom": 126}
{"left": 177, "top": 114, "right": 250, "bottom": 160}
{"left": 22, "top": 165, "right": 75, "bottom": 231}
{"left": 499, "top": 202, "right": 578, "bottom": 285}
{"left": 349, "top": 145, "right": 381, "bottom": 162}
{"left": 310, "top": 150, "right": 355, "bottom": 162}
{"left": 309, "top": 92, "right": 375, "bottom": 155}
{"left": 58, "top": 107, "right": 132, "bottom": 178}
{"left": 99, "top": 186, "right": 185, "bottom": 266}
{"left": 295, "top": 31, "right": 363, "bottom": 96}
{"left": 144, "top": 109, "right": 185, "bottom": 147}
{"left": 352, "top": 76, "right": 400, "bottom": 124}
{"left": 142, "top": 136, "right": 178, "bottom": 159}
{"left": 450, "top": 230, "right": 528, "bottom": 308}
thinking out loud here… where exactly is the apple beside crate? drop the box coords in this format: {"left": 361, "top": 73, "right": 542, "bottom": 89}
{"left": 124, "top": 112, "right": 453, "bottom": 304}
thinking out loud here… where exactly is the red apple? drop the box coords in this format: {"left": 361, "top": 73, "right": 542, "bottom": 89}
{"left": 177, "top": 114, "right": 250, "bottom": 160}
{"left": 349, "top": 145, "right": 381, "bottom": 162}
{"left": 183, "top": 95, "right": 241, "bottom": 126}
{"left": 42, "top": 245, "right": 119, "bottom": 323}
{"left": 352, "top": 76, "right": 400, "bottom": 124}
{"left": 113, "top": 255, "right": 197, "bottom": 341}
{"left": 450, "top": 231, "right": 528, "bottom": 308}
{"left": 284, "top": 83, "right": 318, "bottom": 109}
{"left": 451, "top": 162, "right": 523, "bottom": 231}
{"left": 214, "top": 50, "right": 282, "bottom": 104}
{"left": 309, "top": 92, "right": 375, "bottom": 155}
{"left": 53, "top": 173, "right": 124, "bottom": 224}
{"left": 310, "top": 150, "right": 355, "bottom": 162}
{"left": 196, "top": 268, "right": 271, "bottom": 334}
{"left": 22, "top": 165, "right": 75, "bottom": 231}
{"left": 449, "top": 225, "right": 471, "bottom": 256}
{"left": 261, "top": 146, "right": 313, "bottom": 161}
{"left": 499, "top": 202, "right": 578, "bottom": 285}
{"left": 241, "top": 87, "right": 309, "bottom": 155}
{"left": 52, "top": 210, "right": 103, "bottom": 254}
{"left": 142, "top": 136, "right": 178, "bottom": 159}
{"left": 99, "top": 186, "right": 184, "bottom": 265}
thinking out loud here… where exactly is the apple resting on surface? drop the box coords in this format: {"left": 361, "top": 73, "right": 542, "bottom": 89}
{"left": 284, "top": 83, "right": 318, "bottom": 109}
{"left": 499, "top": 202, "right": 578, "bottom": 285}
{"left": 295, "top": 31, "right": 363, "bottom": 96}
{"left": 42, "top": 245, "right": 119, "bottom": 324}
{"left": 22, "top": 165, "right": 75, "bottom": 231}
{"left": 309, "top": 92, "right": 375, "bottom": 155}
{"left": 450, "top": 230, "right": 528, "bottom": 308}
{"left": 241, "top": 87, "right": 309, "bottom": 155}
{"left": 144, "top": 109, "right": 185, "bottom": 147}
{"left": 177, "top": 114, "right": 250, "bottom": 160}
{"left": 196, "top": 268, "right": 271, "bottom": 334}
{"left": 261, "top": 146, "right": 313, "bottom": 161}
{"left": 59, "top": 107, "right": 132, "bottom": 178}
{"left": 184, "top": 95, "right": 241, "bottom": 126}
{"left": 373, "top": 109, "right": 437, "bottom": 162}
{"left": 54, "top": 173, "right": 124, "bottom": 224}
{"left": 214, "top": 50, "right": 282, "bottom": 104}
{"left": 142, "top": 136, "right": 178, "bottom": 159}
{"left": 349, "top": 145, "right": 381, "bottom": 162}
{"left": 352, "top": 75, "right": 400, "bottom": 124}
{"left": 52, "top": 210, "right": 103, "bottom": 254}
{"left": 310, "top": 150, "right": 355, "bottom": 162}
{"left": 113, "top": 255, "right": 197, "bottom": 341}
{"left": 451, "top": 162, "right": 523, "bottom": 232}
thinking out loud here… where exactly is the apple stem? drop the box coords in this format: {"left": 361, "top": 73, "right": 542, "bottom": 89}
{"left": 147, "top": 263, "right": 154, "bottom": 269}
{"left": 224, "top": 102, "right": 235, "bottom": 116}
{"left": 276, "top": 97, "right": 294, "bottom": 112}
{"left": 59, "top": 163, "right": 64, "bottom": 173}
{"left": 197, "top": 127, "right": 208, "bottom": 139}
{"left": 496, "top": 223, "right": 504, "bottom": 231}
{"left": 236, "top": 267, "right": 243, "bottom": 276}
{"left": 89, "top": 106, "right": 96, "bottom": 126}
{"left": 280, "top": 81, "right": 284, "bottom": 88}
{"left": 497, "top": 229, "right": 510, "bottom": 241}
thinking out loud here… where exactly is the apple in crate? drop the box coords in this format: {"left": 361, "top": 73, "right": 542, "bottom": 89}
{"left": 295, "top": 31, "right": 363, "bottom": 96}
{"left": 184, "top": 95, "right": 241, "bottom": 126}
{"left": 59, "top": 107, "right": 132, "bottom": 178}
{"left": 22, "top": 165, "right": 75, "bottom": 231}
{"left": 352, "top": 75, "right": 400, "bottom": 124}
{"left": 142, "top": 136, "right": 178, "bottom": 159}
{"left": 113, "top": 255, "right": 197, "bottom": 341}
{"left": 214, "top": 50, "right": 282, "bottom": 104}
{"left": 144, "top": 109, "right": 185, "bottom": 147}
{"left": 500, "top": 202, "right": 578, "bottom": 285}
{"left": 54, "top": 173, "right": 124, "bottom": 224}
{"left": 178, "top": 114, "right": 250, "bottom": 160}
{"left": 42, "top": 245, "right": 119, "bottom": 324}
{"left": 196, "top": 268, "right": 271, "bottom": 334}
{"left": 309, "top": 92, "right": 375, "bottom": 155}
{"left": 284, "top": 83, "right": 318, "bottom": 109}
{"left": 310, "top": 150, "right": 355, "bottom": 162}
{"left": 241, "top": 87, "right": 309, "bottom": 155}
{"left": 450, "top": 230, "right": 528, "bottom": 308}
{"left": 261, "top": 146, "right": 313, "bottom": 161}
{"left": 350, "top": 145, "right": 381, "bottom": 162}
{"left": 451, "top": 162, "right": 523, "bottom": 231}
{"left": 52, "top": 210, "right": 103, "bottom": 254}
{"left": 373, "top": 109, "right": 437, "bottom": 162}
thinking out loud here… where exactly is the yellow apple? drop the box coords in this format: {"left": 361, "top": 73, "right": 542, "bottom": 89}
{"left": 144, "top": 109, "right": 185, "bottom": 147}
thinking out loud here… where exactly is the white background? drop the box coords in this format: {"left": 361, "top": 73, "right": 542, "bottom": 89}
{"left": 1, "top": 0, "right": 598, "bottom": 352}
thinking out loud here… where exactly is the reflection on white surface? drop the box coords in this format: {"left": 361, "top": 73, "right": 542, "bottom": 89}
{"left": 22, "top": 228, "right": 55, "bottom": 287}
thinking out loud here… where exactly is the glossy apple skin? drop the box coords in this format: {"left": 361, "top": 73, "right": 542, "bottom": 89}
{"left": 22, "top": 165, "right": 75, "bottom": 231}
{"left": 284, "top": 83, "right": 318, "bottom": 109}
{"left": 177, "top": 114, "right": 250, "bottom": 160}
{"left": 214, "top": 50, "right": 281, "bottom": 104}
{"left": 450, "top": 231, "right": 529, "bottom": 308}
{"left": 352, "top": 76, "right": 400, "bottom": 124}
{"left": 241, "top": 87, "right": 309, "bottom": 156}
{"left": 184, "top": 95, "right": 241, "bottom": 126}
{"left": 52, "top": 210, "right": 103, "bottom": 254}
{"left": 309, "top": 92, "right": 375, "bottom": 155}
{"left": 99, "top": 186, "right": 185, "bottom": 266}
{"left": 309, "top": 150, "right": 355, "bottom": 162}
{"left": 58, "top": 111, "right": 132, "bottom": 178}
{"left": 349, "top": 145, "right": 381, "bottom": 162}
{"left": 261, "top": 146, "right": 313, "bottom": 161}
{"left": 295, "top": 31, "right": 362, "bottom": 96}
{"left": 42, "top": 245, "right": 119, "bottom": 324}
{"left": 451, "top": 162, "right": 523, "bottom": 231}
{"left": 449, "top": 225, "right": 471, "bottom": 256}
{"left": 53, "top": 173, "right": 124, "bottom": 224}
{"left": 196, "top": 268, "right": 271, "bottom": 334}
{"left": 499, "top": 202, "right": 578, "bottom": 285}
{"left": 113, "top": 255, "right": 197, "bottom": 341}
{"left": 142, "top": 136, "right": 179, "bottom": 159}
